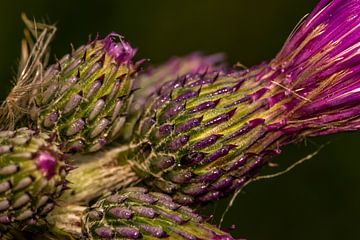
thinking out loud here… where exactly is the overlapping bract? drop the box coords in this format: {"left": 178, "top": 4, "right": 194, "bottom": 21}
{"left": 121, "top": 53, "right": 225, "bottom": 142}
{"left": 82, "top": 187, "right": 234, "bottom": 239}
{"left": 127, "top": 68, "right": 290, "bottom": 204}
{"left": 132, "top": 53, "right": 224, "bottom": 112}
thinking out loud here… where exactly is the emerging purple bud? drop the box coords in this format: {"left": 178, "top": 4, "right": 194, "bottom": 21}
{"left": 103, "top": 33, "right": 137, "bottom": 65}
{"left": 35, "top": 151, "right": 57, "bottom": 180}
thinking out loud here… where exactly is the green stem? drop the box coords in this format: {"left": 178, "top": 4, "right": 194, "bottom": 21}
{"left": 61, "top": 145, "right": 140, "bottom": 205}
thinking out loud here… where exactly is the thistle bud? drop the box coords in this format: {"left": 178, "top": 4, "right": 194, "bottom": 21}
{"left": 126, "top": 0, "right": 360, "bottom": 205}
{"left": 0, "top": 128, "right": 67, "bottom": 225}
{"left": 82, "top": 187, "right": 235, "bottom": 239}
{"left": 30, "top": 33, "right": 137, "bottom": 153}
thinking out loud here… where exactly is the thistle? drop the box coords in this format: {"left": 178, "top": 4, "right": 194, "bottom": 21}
{"left": 81, "top": 186, "right": 235, "bottom": 239}
{"left": 1, "top": 28, "right": 138, "bottom": 154}
{"left": 30, "top": 33, "right": 138, "bottom": 153}
{"left": 0, "top": 128, "right": 67, "bottom": 225}
{"left": 124, "top": 0, "right": 360, "bottom": 205}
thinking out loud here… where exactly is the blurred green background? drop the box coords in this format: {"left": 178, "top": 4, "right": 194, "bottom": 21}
{"left": 0, "top": 0, "right": 359, "bottom": 239}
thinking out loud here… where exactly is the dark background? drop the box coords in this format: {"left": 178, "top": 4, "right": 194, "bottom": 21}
{"left": 0, "top": 1, "right": 359, "bottom": 239}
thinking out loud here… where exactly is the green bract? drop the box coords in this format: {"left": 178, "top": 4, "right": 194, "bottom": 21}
{"left": 29, "top": 33, "right": 137, "bottom": 153}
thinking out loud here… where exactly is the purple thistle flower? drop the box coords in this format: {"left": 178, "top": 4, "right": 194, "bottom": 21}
{"left": 126, "top": 0, "right": 360, "bottom": 205}
{"left": 256, "top": 0, "right": 360, "bottom": 136}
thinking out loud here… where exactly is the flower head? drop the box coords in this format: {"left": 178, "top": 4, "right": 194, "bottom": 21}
{"left": 125, "top": 0, "right": 360, "bottom": 204}
{"left": 255, "top": 0, "right": 360, "bottom": 136}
